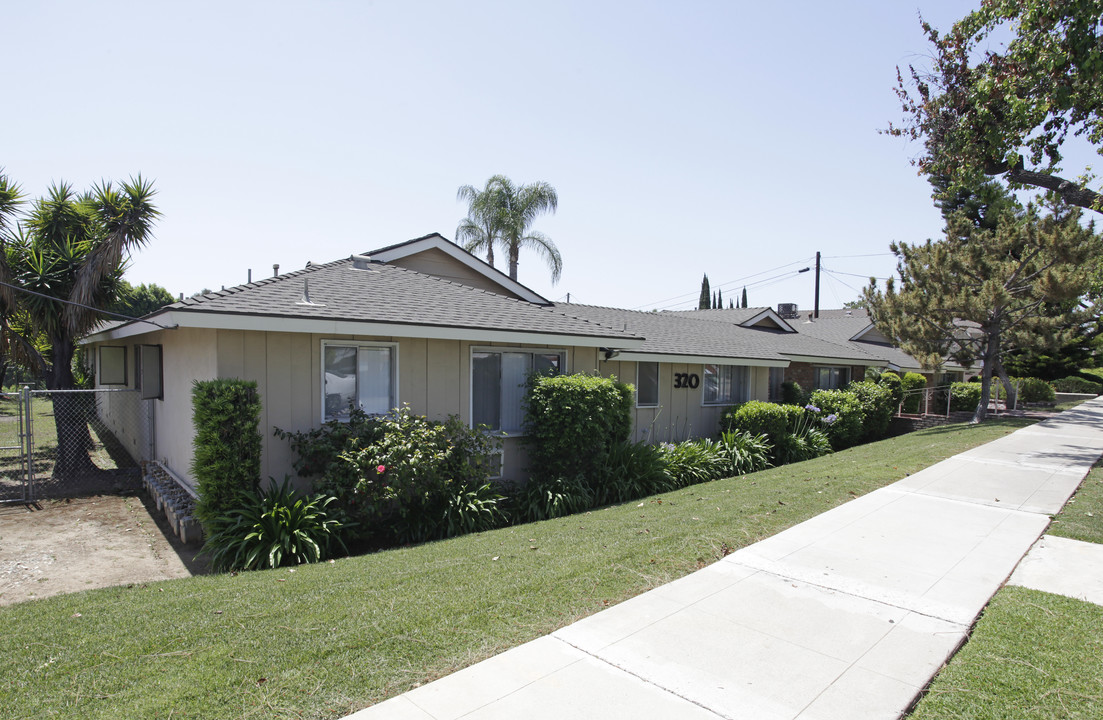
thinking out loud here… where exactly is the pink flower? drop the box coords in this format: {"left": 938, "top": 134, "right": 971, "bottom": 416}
{"left": 376, "top": 464, "right": 386, "bottom": 474}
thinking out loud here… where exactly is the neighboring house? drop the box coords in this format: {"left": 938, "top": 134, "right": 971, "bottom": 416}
{"left": 81, "top": 234, "right": 949, "bottom": 491}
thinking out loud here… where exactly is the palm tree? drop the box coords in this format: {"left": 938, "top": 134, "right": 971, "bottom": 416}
{"left": 456, "top": 178, "right": 501, "bottom": 267}
{"left": 456, "top": 175, "right": 562, "bottom": 284}
{"left": 2, "top": 176, "right": 159, "bottom": 475}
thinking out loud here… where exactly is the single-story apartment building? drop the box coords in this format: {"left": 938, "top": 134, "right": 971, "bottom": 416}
{"left": 81, "top": 233, "right": 958, "bottom": 490}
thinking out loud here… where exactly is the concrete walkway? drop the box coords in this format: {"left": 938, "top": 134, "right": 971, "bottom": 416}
{"left": 349, "top": 399, "right": 1103, "bottom": 720}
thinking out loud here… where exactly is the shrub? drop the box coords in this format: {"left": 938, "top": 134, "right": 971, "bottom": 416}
{"left": 878, "top": 371, "right": 903, "bottom": 406}
{"left": 900, "top": 372, "right": 927, "bottom": 413}
{"left": 277, "top": 406, "right": 504, "bottom": 547}
{"left": 715, "top": 430, "right": 771, "bottom": 476}
{"left": 950, "top": 382, "right": 982, "bottom": 411}
{"left": 1017, "top": 376, "right": 1056, "bottom": 403}
{"left": 807, "top": 389, "right": 864, "bottom": 449}
{"left": 1052, "top": 376, "right": 1103, "bottom": 394}
{"left": 721, "top": 401, "right": 802, "bottom": 449}
{"left": 844, "top": 381, "right": 895, "bottom": 441}
{"left": 201, "top": 478, "right": 344, "bottom": 572}
{"left": 524, "top": 373, "right": 633, "bottom": 483}
{"left": 514, "top": 474, "right": 593, "bottom": 522}
{"left": 657, "top": 439, "right": 725, "bottom": 488}
{"left": 780, "top": 380, "right": 805, "bottom": 405}
{"left": 192, "top": 379, "right": 262, "bottom": 534}
{"left": 775, "top": 426, "right": 833, "bottom": 464}
{"left": 589, "top": 442, "right": 672, "bottom": 505}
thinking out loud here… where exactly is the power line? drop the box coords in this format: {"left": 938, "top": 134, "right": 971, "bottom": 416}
{"left": 633, "top": 256, "right": 815, "bottom": 311}
{"left": 821, "top": 252, "right": 896, "bottom": 259}
{"left": 0, "top": 280, "right": 179, "bottom": 330}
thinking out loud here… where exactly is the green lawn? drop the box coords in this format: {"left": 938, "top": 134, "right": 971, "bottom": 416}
{"left": 908, "top": 463, "right": 1103, "bottom": 719}
{"left": 0, "top": 419, "right": 1034, "bottom": 720}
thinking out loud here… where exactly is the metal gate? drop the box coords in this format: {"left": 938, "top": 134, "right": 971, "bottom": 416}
{"left": 0, "top": 387, "right": 153, "bottom": 504}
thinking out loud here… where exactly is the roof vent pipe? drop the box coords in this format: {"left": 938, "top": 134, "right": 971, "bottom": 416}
{"left": 248, "top": 269, "right": 252, "bottom": 283}
{"left": 273, "top": 263, "right": 280, "bottom": 277}
{"left": 296, "top": 278, "right": 325, "bottom": 307}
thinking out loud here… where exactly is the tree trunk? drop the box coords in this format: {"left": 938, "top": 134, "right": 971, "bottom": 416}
{"left": 508, "top": 243, "right": 519, "bottom": 282}
{"left": 47, "top": 338, "right": 97, "bottom": 479}
{"left": 993, "top": 358, "right": 1017, "bottom": 410}
{"left": 973, "top": 327, "right": 1000, "bottom": 423}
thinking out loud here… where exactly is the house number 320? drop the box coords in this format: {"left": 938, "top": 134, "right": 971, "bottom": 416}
{"left": 674, "top": 373, "right": 700, "bottom": 389}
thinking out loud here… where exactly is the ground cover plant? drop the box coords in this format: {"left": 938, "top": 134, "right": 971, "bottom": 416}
{"left": 0, "top": 418, "right": 1033, "bottom": 720}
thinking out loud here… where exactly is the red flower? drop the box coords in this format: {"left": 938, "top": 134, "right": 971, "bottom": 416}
{"left": 376, "top": 464, "right": 386, "bottom": 474}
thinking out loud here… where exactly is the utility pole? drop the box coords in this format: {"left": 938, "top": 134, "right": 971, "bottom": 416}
{"left": 814, "top": 251, "right": 821, "bottom": 319}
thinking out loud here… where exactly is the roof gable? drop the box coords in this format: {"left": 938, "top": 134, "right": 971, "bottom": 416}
{"left": 367, "top": 233, "right": 549, "bottom": 304}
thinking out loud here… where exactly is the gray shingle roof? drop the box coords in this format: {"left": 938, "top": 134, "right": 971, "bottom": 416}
{"left": 159, "top": 259, "right": 641, "bottom": 341}
{"left": 555, "top": 304, "right": 792, "bottom": 362}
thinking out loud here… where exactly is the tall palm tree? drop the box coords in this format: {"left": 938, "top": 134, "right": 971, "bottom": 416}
{"left": 456, "top": 175, "right": 562, "bottom": 284}
{"left": 456, "top": 178, "right": 501, "bottom": 267}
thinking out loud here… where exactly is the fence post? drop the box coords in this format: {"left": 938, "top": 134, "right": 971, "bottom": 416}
{"left": 21, "top": 384, "right": 33, "bottom": 502}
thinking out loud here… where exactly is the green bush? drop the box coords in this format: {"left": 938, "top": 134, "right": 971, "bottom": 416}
{"left": 844, "top": 381, "right": 896, "bottom": 441}
{"left": 192, "top": 379, "right": 262, "bottom": 535}
{"left": 657, "top": 439, "right": 726, "bottom": 488}
{"left": 278, "top": 406, "right": 504, "bottom": 547}
{"left": 514, "top": 474, "right": 593, "bottom": 521}
{"left": 878, "top": 371, "right": 903, "bottom": 406}
{"left": 775, "top": 425, "right": 833, "bottom": 464}
{"left": 523, "top": 373, "right": 633, "bottom": 483}
{"left": 1052, "top": 376, "right": 1103, "bottom": 394}
{"left": 589, "top": 442, "right": 673, "bottom": 505}
{"left": 721, "top": 401, "right": 805, "bottom": 461}
{"left": 1017, "top": 376, "right": 1056, "bottom": 403}
{"left": 780, "top": 380, "right": 805, "bottom": 405}
{"left": 200, "top": 478, "right": 345, "bottom": 572}
{"left": 716, "top": 430, "right": 771, "bottom": 476}
{"left": 900, "top": 372, "right": 927, "bottom": 413}
{"left": 808, "top": 389, "right": 864, "bottom": 449}
{"left": 950, "top": 382, "right": 982, "bottom": 411}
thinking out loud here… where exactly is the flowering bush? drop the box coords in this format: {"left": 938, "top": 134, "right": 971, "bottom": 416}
{"left": 808, "top": 389, "right": 864, "bottom": 449}
{"left": 278, "top": 405, "right": 504, "bottom": 548}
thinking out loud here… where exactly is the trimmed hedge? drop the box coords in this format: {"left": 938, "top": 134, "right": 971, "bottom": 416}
{"left": 1018, "top": 376, "right": 1056, "bottom": 403}
{"left": 1051, "top": 376, "right": 1102, "bottom": 395}
{"left": 721, "top": 401, "right": 805, "bottom": 462}
{"left": 523, "top": 373, "right": 634, "bottom": 504}
{"left": 845, "top": 380, "right": 896, "bottom": 441}
{"left": 808, "top": 389, "right": 864, "bottom": 449}
{"left": 901, "top": 372, "right": 927, "bottom": 413}
{"left": 192, "top": 378, "right": 263, "bottom": 534}
{"left": 950, "top": 382, "right": 982, "bottom": 411}
{"left": 878, "top": 371, "right": 903, "bottom": 406}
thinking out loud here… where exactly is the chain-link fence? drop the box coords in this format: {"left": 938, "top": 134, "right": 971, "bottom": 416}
{"left": 0, "top": 388, "right": 152, "bottom": 503}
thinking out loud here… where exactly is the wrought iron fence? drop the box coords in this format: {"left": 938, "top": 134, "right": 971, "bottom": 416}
{"left": 0, "top": 387, "right": 152, "bottom": 503}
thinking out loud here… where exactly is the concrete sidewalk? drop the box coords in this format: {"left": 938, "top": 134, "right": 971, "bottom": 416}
{"left": 349, "top": 400, "right": 1103, "bottom": 720}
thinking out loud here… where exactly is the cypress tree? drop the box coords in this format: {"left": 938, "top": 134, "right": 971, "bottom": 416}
{"left": 742, "top": 287, "right": 748, "bottom": 307}
{"left": 698, "top": 274, "right": 710, "bottom": 310}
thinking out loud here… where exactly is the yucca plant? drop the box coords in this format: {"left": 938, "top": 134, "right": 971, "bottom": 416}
{"left": 202, "top": 478, "right": 346, "bottom": 572}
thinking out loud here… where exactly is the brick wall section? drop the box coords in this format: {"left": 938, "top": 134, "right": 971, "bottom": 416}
{"left": 785, "top": 362, "right": 870, "bottom": 393}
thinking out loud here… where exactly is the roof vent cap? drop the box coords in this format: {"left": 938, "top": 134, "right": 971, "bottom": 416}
{"left": 351, "top": 254, "right": 373, "bottom": 270}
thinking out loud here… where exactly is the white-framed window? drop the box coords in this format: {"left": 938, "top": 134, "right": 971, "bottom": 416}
{"left": 322, "top": 341, "right": 397, "bottom": 422}
{"left": 703, "top": 364, "right": 750, "bottom": 405}
{"left": 814, "top": 366, "right": 850, "bottom": 390}
{"left": 98, "top": 346, "right": 127, "bottom": 386}
{"left": 768, "top": 367, "right": 785, "bottom": 402}
{"left": 636, "top": 361, "right": 659, "bottom": 407}
{"left": 138, "top": 344, "right": 163, "bottom": 400}
{"left": 471, "top": 348, "right": 563, "bottom": 434}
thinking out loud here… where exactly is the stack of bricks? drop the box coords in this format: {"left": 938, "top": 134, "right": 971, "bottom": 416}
{"left": 143, "top": 461, "right": 203, "bottom": 544}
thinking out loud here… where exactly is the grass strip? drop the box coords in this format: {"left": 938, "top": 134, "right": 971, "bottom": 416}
{"left": 0, "top": 419, "right": 1032, "bottom": 719}
{"left": 909, "top": 587, "right": 1103, "bottom": 720}
{"left": 1048, "top": 460, "right": 1103, "bottom": 545}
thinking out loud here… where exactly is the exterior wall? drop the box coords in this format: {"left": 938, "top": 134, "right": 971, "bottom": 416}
{"left": 386, "top": 248, "right": 525, "bottom": 300}
{"left": 91, "top": 327, "right": 218, "bottom": 490}
{"left": 786, "top": 362, "right": 868, "bottom": 393}
{"left": 597, "top": 359, "right": 772, "bottom": 444}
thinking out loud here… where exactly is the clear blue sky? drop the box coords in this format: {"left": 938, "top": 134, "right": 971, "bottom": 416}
{"left": 6, "top": 1, "right": 993, "bottom": 312}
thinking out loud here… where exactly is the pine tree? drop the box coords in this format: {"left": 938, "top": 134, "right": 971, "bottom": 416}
{"left": 698, "top": 274, "right": 710, "bottom": 310}
{"left": 716, "top": 288, "right": 723, "bottom": 309}
{"left": 741, "top": 287, "right": 748, "bottom": 308}
{"left": 865, "top": 196, "right": 1101, "bottom": 421}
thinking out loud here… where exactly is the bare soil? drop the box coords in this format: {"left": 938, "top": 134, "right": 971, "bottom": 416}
{"left": 0, "top": 493, "right": 207, "bottom": 606}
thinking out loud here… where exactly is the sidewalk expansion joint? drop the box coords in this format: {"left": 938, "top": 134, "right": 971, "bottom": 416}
{"left": 551, "top": 636, "right": 736, "bottom": 720}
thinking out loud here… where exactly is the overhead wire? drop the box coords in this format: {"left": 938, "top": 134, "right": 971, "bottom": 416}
{"left": 636, "top": 256, "right": 815, "bottom": 311}
{"left": 0, "top": 279, "right": 179, "bottom": 330}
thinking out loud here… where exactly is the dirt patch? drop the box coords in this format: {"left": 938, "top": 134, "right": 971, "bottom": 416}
{"left": 0, "top": 493, "right": 207, "bottom": 606}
